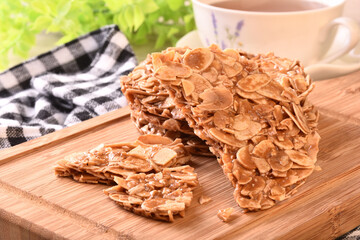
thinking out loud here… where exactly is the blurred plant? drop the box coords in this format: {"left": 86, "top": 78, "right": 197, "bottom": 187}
{"left": 0, "top": 0, "right": 195, "bottom": 69}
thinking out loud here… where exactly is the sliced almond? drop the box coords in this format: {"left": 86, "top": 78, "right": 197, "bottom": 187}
{"left": 236, "top": 146, "right": 256, "bottom": 170}
{"left": 137, "top": 135, "right": 173, "bottom": 145}
{"left": 184, "top": 48, "right": 214, "bottom": 71}
{"left": 223, "top": 62, "right": 243, "bottom": 77}
{"left": 127, "top": 145, "right": 147, "bottom": 160}
{"left": 237, "top": 73, "right": 271, "bottom": 92}
{"left": 155, "top": 62, "right": 192, "bottom": 80}
{"left": 252, "top": 140, "right": 275, "bottom": 158}
{"left": 198, "top": 87, "right": 233, "bottom": 111}
{"left": 285, "top": 149, "right": 314, "bottom": 167}
{"left": 252, "top": 157, "right": 271, "bottom": 174}
{"left": 256, "top": 80, "right": 289, "bottom": 102}
{"left": 241, "top": 176, "right": 266, "bottom": 195}
{"left": 152, "top": 148, "right": 177, "bottom": 166}
{"left": 209, "top": 128, "right": 246, "bottom": 148}
{"left": 182, "top": 79, "right": 195, "bottom": 96}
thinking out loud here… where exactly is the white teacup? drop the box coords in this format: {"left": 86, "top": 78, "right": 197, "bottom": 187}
{"left": 192, "top": 0, "right": 360, "bottom": 66}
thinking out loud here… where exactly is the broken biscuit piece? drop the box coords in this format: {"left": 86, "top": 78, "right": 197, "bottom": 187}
{"left": 104, "top": 165, "right": 198, "bottom": 222}
{"left": 54, "top": 135, "right": 191, "bottom": 184}
{"left": 125, "top": 45, "right": 320, "bottom": 211}
{"left": 130, "top": 109, "right": 213, "bottom": 156}
{"left": 120, "top": 47, "right": 211, "bottom": 156}
{"left": 199, "top": 195, "right": 212, "bottom": 205}
{"left": 217, "top": 208, "right": 234, "bottom": 222}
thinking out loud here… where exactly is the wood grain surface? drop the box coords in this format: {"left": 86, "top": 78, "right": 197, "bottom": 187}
{"left": 0, "top": 70, "right": 360, "bottom": 240}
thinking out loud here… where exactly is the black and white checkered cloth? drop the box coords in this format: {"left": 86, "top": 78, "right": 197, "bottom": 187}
{"left": 0, "top": 25, "right": 137, "bottom": 148}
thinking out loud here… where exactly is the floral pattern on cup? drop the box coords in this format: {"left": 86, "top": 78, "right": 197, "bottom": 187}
{"left": 211, "top": 12, "right": 244, "bottom": 48}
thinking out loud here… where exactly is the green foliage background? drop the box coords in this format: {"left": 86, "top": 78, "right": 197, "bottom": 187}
{"left": 0, "top": 0, "right": 195, "bottom": 69}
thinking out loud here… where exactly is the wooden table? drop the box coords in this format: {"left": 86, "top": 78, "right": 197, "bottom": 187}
{"left": 0, "top": 70, "right": 360, "bottom": 239}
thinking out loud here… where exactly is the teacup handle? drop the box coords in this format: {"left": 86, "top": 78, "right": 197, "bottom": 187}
{"left": 318, "top": 17, "right": 360, "bottom": 64}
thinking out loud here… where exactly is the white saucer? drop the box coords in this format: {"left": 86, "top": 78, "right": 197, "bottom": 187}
{"left": 176, "top": 30, "right": 360, "bottom": 81}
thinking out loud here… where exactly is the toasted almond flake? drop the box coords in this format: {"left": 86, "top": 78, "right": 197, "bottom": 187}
{"left": 117, "top": 156, "right": 153, "bottom": 172}
{"left": 236, "top": 146, "right": 256, "bottom": 170}
{"left": 232, "top": 115, "right": 250, "bottom": 131}
{"left": 184, "top": 48, "right": 214, "bottom": 71}
{"left": 236, "top": 88, "right": 264, "bottom": 100}
{"left": 292, "top": 103, "right": 310, "bottom": 133}
{"left": 223, "top": 62, "right": 243, "bottom": 77}
{"left": 285, "top": 149, "right": 314, "bottom": 167}
{"left": 269, "top": 185, "right": 286, "bottom": 201}
{"left": 237, "top": 73, "right": 271, "bottom": 92}
{"left": 217, "top": 208, "right": 234, "bottom": 222}
{"left": 137, "top": 135, "right": 173, "bottom": 145}
{"left": 282, "top": 106, "right": 309, "bottom": 134}
{"left": 252, "top": 140, "right": 275, "bottom": 159}
{"left": 232, "top": 168, "right": 253, "bottom": 185}
{"left": 269, "top": 152, "right": 293, "bottom": 172}
{"left": 272, "top": 170, "right": 288, "bottom": 177}
{"left": 141, "top": 198, "right": 167, "bottom": 212}
{"left": 272, "top": 138, "right": 294, "bottom": 150}
{"left": 292, "top": 168, "right": 314, "bottom": 181}
{"left": 241, "top": 176, "right": 266, "bottom": 195}
{"left": 256, "top": 80, "right": 289, "bottom": 102}
{"left": 152, "top": 148, "right": 177, "bottom": 166}
{"left": 213, "top": 111, "right": 231, "bottom": 128}
{"left": 157, "top": 201, "right": 186, "bottom": 212}
{"left": 252, "top": 157, "right": 271, "bottom": 174}
{"left": 127, "top": 145, "right": 147, "bottom": 160}
{"left": 209, "top": 128, "right": 246, "bottom": 148}
{"left": 260, "top": 197, "right": 275, "bottom": 210}
{"left": 199, "top": 195, "right": 212, "bottom": 205}
{"left": 202, "top": 67, "right": 219, "bottom": 83}
{"left": 198, "top": 87, "right": 233, "bottom": 111}
{"left": 215, "top": 52, "right": 237, "bottom": 66}
{"left": 186, "top": 74, "right": 213, "bottom": 101}
{"left": 223, "top": 48, "right": 240, "bottom": 61}
{"left": 237, "top": 197, "right": 261, "bottom": 210}
{"left": 182, "top": 79, "right": 195, "bottom": 96}
{"left": 155, "top": 62, "right": 192, "bottom": 80}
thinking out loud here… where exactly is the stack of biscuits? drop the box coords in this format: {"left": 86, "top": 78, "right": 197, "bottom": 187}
{"left": 120, "top": 45, "right": 320, "bottom": 212}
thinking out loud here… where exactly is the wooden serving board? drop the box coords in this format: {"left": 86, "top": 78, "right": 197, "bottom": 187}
{"left": 1, "top": 70, "right": 360, "bottom": 240}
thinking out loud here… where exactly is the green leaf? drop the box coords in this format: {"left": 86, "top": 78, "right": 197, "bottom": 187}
{"left": 167, "top": 27, "right": 179, "bottom": 38}
{"left": 142, "top": 0, "right": 159, "bottom": 13}
{"left": 115, "top": 12, "right": 128, "bottom": 32}
{"left": 132, "top": 24, "right": 149, "bottom": 45}
{"left": 31, "top": 0, "right": 51, "bottom": 14}
{"left": 184, "top": 14, "right": 195, "bottom": 32}
{"left": 133, "top": 5, "right": 144, "bottom": 31}
{"left": 56, "top": 0, "right": 72, "bottom": 20}
{"left": 124, "top": 6, "right": 135, "bottom": 30}
{"left": 31, "top": 16, "right": 53, "bottom": 31}
{"left": 165, "top": 0, "right": 183, "bottom": 11}
{"left": 155, "top": 32, "right": 167, "bottom": 49}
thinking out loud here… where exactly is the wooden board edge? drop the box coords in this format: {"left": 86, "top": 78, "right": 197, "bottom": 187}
{"left": 216, "top": 165, "right": 360, "bottom": 239}
{"left": 0, "top": 107, "right": 131, "bottom": 166}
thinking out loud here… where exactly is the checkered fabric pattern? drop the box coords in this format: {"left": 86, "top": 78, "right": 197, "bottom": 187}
{"left": 0, "top": 25, "right": 137, "bottom": 148}
{"left": 339, "top": 227, "right": 360, "bottom": 240}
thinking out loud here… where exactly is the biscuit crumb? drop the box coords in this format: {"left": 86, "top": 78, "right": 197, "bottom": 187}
{"left": 217, "top": 207, "right": 234, "bottom": 222}
{"left": 199, "top": 195, "right": 212, "bottom": 205}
